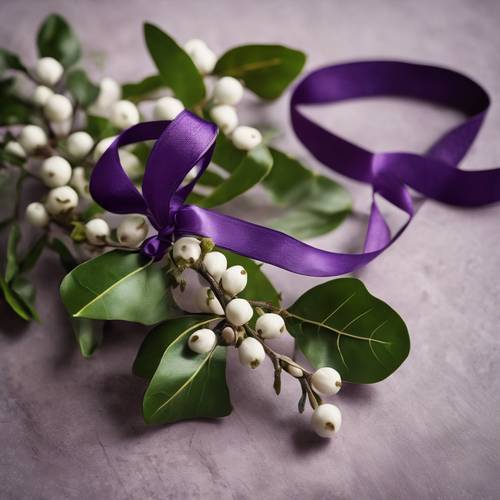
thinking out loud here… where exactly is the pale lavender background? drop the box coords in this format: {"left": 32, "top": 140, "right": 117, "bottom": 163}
{"left": 1, "top": 0, "right": 500, "bottom": 499}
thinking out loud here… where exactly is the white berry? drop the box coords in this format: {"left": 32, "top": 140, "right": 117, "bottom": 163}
{"left": 5, "top": 141, "right": 26, "bottom": 159}
{"left": 153, "top": 96, "right": 184, "bottom": 120}
{"left": 19, "top": 125, "right": 47, "bottom": 153}
{"left": 238, "top": 337, "right": 265, "bottom": 369}
{"left": 210, "top": 105, "right": 238, "bottom": 135}
{"left": 221, "top": 326, "right": 236, "bottom": 345}
{"left": 70, "top": 167, "right": 90, "bottom": 199}
{"left": 184, "top": 40, "right": 216, "bottom": 75}
{"left": 221, "top": 265, "right": 247, "bottom": 296}
{"left": 25, "top": 202, "right": 49, "bottom": 227}
{"left": 66, "top": 131, "right": 94, "bottom": 159}
{"left": 184, "top": 39, "right": 207, "bottom": 54}
{"left": 44, "top": 94, "right": 73, "bottom": 123}
{"left": 311, "top": 367, "right": 342, "bottom": 396}
{"left": 45, "top": 186, "right": 79, "bottom": 215}
{"left": 311, "top": 404, "right": 342, "bottom": 438}
{"left": 173, "top": 236, "right": 201, "bottom": 264}
{"left": 85, "top": 218, "right": 111, "bottom": 246}
{"left": 255, "top": 313, "right": 285, "bottom": 339}
{"left": 119, "top": 150, "right": 142, "bottom": 179}
{"left": 33, "top": 85, "right": 54, "bottom": 107}
{"left": 40, "top": 156, "right": 72, "bottom": 188}
{"left": 225, "top": 298, "right": 253, "bottom": 326}
{"left": 110, "top": 100, "right": 139, "bottom": 129}
{"left": 35, "top": 57, "right": 63, "bottom": 86}
{"left": 188, "top": 328, "right": 216, "bottom": 354}
{"left": 95, "top": 77, "right": 121, "bottom": 109}
{"left": 213, "top": 77, "right": 244, "bottom": 105}
{"left": 202, "top": 251, "right": 227, "bottom": 281}
{"left": 232, "top": 126, "right": 262, "bottom": 151}
{"left": 93, "top": 136, "right": 116, "bottom": 160}
{"left": 117, "top": 215, "right": 148, "bottom": 247}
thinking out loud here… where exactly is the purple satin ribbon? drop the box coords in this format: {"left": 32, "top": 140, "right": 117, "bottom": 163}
{"left": 90, "top": 61, "right": 500, "bottom": 276}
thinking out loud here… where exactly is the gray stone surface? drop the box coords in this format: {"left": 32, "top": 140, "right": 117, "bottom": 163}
{"left": 1, "top": 0, "right": 500, "bottom": 499}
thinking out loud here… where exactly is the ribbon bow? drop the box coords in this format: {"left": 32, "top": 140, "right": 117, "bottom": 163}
{"left": 90, "top": 61, "right": 500, "bottom": 277}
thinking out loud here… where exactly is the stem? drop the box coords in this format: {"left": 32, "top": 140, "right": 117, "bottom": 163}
{"left": 191, "top": 260, "right": 322, "bottom": 410}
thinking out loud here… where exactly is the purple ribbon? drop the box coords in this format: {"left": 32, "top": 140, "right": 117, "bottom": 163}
{"left": 90, "top": 61, "right": 500, "bottom": 276}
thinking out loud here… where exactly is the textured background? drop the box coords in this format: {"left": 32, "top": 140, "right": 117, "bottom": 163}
{"left": 1, "top": 0, "right": 500, "bottom": 499}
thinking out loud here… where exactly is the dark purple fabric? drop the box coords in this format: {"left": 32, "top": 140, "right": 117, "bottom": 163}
{"left": 89, "top": 61, "right": 500, "bottom": 275}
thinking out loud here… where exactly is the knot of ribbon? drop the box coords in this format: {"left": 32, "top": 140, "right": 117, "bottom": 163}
{"left": 90, "top": 60, "right": 500, "bottom": 277}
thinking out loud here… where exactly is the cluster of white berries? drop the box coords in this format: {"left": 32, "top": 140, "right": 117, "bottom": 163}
{"left": 84, "top": 215, "right": 149, "bottom": 247}
{"left": 171, "top": 235, "right": 343, "bottom": 438}
{"left": 181, "top": 38, "right": 263, "bottom": 151}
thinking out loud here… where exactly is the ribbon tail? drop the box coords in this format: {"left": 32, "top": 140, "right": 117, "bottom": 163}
{"left": 176, "top": 205, "right": 411, "bottom": 277}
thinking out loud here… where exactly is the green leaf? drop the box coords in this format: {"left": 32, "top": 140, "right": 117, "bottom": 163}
{"left": 197, "top": 145, "right": 273, "bottom": 208}
{"left": 5, "top": 223, "right": 20, "bottom": 282}
{"left": 48, "top": 238, "right": 78, "bottom": 272}
{"left": 214, "top": 44, "right": 306, "bottom": 100}
{"left": 133, "top": 314, "right": 215, "bottom": 378}
{"left": 143, "top": 23, "right": 205, "bottom": 107}
{"left": 86, "top": 115, "right": 119, "bottom": 140}
{"left": 37, "top": 14, "right": 81, "bottom": 67}
{"left": 122, "top": 75, "right": 165, "bottom": 101}
{"left": 60, "top": 250, "right": 178, "bottom": 325}
{"left": 0, "top": 48, "right": 27, "bottom": 73}
{"left": 197, "top": 169, "right": 225, "bottom": 187}
{"left": 141, "top": 317, "right": 231, "bottom": 424}
{"left": 11, "top": 276, "right": 38, "bottom": 321}
{"left": 211, "top": 132, "right": 245, "bottom": 173}
{"left": 264, "top": 148, "right": 352, "bottom": 239}
{"left": 71, "top": 318, "right": 103, "bottom": 358}
{"left": 66, "top": 69, "right": 99, "bottom": 107}
{"left": 0, "top": 274, "right": 37, "bottom": 321}
{"left": 19, "top": 234, "right": 47, "bottom": 274}
{"left": 287, "top": 278, "right": 410, "bottom": 384}
{"left": 220, "top": 249, "right": 280, "bottom": 306}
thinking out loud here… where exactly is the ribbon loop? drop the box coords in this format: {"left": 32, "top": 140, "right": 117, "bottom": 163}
{"left": 91, "top": 61, "right": 500, "bottom": 277}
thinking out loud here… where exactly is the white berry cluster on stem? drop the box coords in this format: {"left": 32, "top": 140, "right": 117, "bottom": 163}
{"left": 0, "top": 53, "right": 155, "bottom": 259}
{"left": 170, "top": 235, "right": 344, "bottom": 438}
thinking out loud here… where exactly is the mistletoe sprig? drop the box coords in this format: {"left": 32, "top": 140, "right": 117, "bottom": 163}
{"left": 60, "top": 236, "right": 410, "bottom": 438}
{"left": 0, "top": 14, "right": 351, "bottom": 324}
{"left": 0, "top": 14, "right": 410, "bottom": 439}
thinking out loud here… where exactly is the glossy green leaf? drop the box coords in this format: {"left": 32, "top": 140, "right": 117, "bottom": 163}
{"left": 0, "top": 274, "right": 37, "bottom": 321}
{"left": 264, "top": 148, "right": 352, "bottom": 239}
{"left": 287, "top": 278, "right": 410, "bottom": 383}
{"left": 60, "top": 250, "right": 178, "bottom": 325}
{"left": 197, "top": 169, "right": 225, "bottom": 187}
{"left": 5, "top": 223, "right": 20, "bottom": 282}
{"left": 220, "top": 249, "right": 280, "bottom": 306}
{"left": 144, "top": 23, "right": 205, "bottom": 107}
{"left": 133, "top": 314, "right": 215, "bottom": 378}
{"left": 37, "top": 14, "right": 81, "bottom": 67}
{"left": 0, "top": 48, "right": 27, "bottom": 73}
{"left": 141, "top": 317, "right": 231, "bottom": 424}
{"left": 71, "top": 318, "right": 103, "bottom": 358}
{"left": 211, "top": 132, "right": 245, "bottom": 173}
{"left": 214, "top": 44, "right": 306, "bottom": 100}
{"left": 122, "top": 75, "right": 165, "bottom": 101}
{"left": 66, "top": 69, "right": 99, "bottom": 107}
{"left": 197, "top": 145, "right": 273, "bottom": 208}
